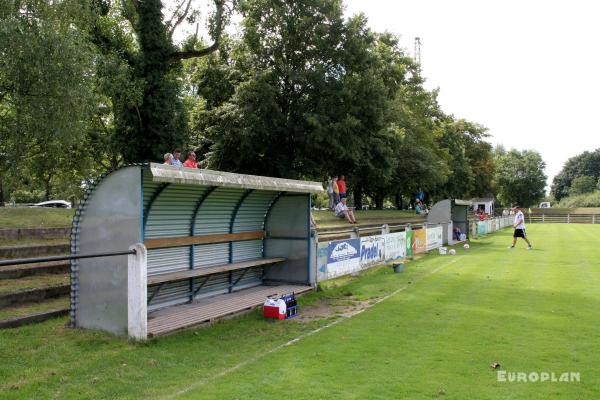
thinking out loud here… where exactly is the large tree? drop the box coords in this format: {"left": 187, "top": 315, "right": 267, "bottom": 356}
{"left": 436, "top": 118, "right": 494, "bottom": 199}
{"left": 551, "top": 149, "right": 600, "bottom": 201}
{"left": 494, "top": 148, "right": 546, "bottom": 207}
{"left": 201, "top": 0, "right": 348, "bottom": 177}
{"left": 88, "top": 0, "right": 235, "bottom": 163}
{"left": 0, "top": 0, "right": 98, "bottom": 202}
{"left": 384, "top": 73, "right": 449, "bottom": 208}
{"left": 197, "top": 5, "right": 442, "bottom": 210}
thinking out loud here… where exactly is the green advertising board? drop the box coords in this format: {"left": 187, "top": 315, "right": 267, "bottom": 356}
{"left": 405, "top": 230, "right": 414, "bottom": 258}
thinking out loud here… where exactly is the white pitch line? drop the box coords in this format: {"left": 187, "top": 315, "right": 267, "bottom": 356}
{"left": 166, "top": 256, "right": 462, "bottom": 399}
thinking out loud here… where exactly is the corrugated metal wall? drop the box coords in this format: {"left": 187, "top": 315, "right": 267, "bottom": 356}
{"left": 143, "top": 171, "right": 284, "bottom": 311}
{"left": 264, "top": 194, "right": 310, "bottom": 283}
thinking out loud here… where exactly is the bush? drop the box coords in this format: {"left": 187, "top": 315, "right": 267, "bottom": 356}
{"left": 569, "top": 176, "right": 597, "bottom": 196}
{"left": 311, "top": 191, "right": 329, "bottom": 209}
{"left": 557, "top": 190, "right": 600, "bottom": 207}
{"left": 10, "top": 189, "right": 45, "bottom": 203}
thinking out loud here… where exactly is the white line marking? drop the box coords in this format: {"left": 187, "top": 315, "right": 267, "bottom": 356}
{"left": 166, "top": 256, "right": 462, "bottom": 399}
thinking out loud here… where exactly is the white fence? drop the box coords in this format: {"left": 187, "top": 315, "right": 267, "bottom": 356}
{"left": 528, "top": 214, "right": 597, "bottom": 224}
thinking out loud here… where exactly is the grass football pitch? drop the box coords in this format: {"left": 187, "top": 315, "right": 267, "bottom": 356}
{"left": 1, "top": 224, "right": 599, "bottom": 399}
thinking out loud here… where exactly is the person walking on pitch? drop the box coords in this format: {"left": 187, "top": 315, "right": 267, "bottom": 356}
{"left": 509, "top": 205, "right": 532, "bottom": 250}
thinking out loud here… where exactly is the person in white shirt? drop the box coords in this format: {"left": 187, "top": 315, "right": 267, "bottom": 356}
{"left": 334, "top": 198, "right": 357, "bottom": 224}
{"left": 509, "top": 205, "right": 532, "bottom": 249}
{"left": 326, "top": 177, "right": 334, "bottom": 210}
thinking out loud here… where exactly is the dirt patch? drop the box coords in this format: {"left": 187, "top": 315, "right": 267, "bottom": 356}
{"left": 295, "top": 297, "right": 378, "bottom": 322}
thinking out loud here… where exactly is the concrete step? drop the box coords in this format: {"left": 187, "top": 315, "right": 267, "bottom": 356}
{"left": 0, "top": 261, "right": 70, "bottom": 279}
{"left": 0, "top": 295, "right": 69, "bottom": 320}
{"left": 0, "top": 308, "right": 69, "bottom": 329}
{"left": 316, "top": 217, "right": 425, "bottom": 233}
{"left": 0, "top": 284, "right": 70, "bottom": 308}
{"left": 0, "top": 227, "right": 70, "bottom": 241}
{"left": 0, "top": 242, "right": 69, "bottom": 259}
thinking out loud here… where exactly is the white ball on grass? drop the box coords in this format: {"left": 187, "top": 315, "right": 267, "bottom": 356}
{"left": 463, "top": 243, "right": 470, "bottom": 250}
{"left": 449, "top": 249, "right": 456, "bottom": 256}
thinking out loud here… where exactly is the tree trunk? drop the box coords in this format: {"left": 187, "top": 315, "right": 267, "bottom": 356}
{"left": 43, "top": 173, "right": 52, "bottom": 201}
{"left": 353, "top": 186, "right": 363, "bottom": 210}
{"left": 394, "top": 193, "right": 402, "bottom": 210}
{"left": 0, "top": 178, "right": 4, "bottom": 206}
{"left": 374, "top": 192, "right": 384, "bottom": 210}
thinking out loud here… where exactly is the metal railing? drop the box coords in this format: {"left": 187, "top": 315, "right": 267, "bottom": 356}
{"left": 316, "top": 222, "right": 425, "bottom": 239}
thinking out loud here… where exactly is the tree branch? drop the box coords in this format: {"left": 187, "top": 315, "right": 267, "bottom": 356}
{"left": 166, "top": 0, "right": 189, "bottom": 33}
{"left": 169, "top": 41, "right": 220, "bottom": 63}
{"left": 120, "top": 0, "right": 136, "bottom": 27}
{"left": 169, "top": 0, "right": 226, "bottom": 63}
{"left": 168, "top": 0, "right": 193, "bottom": 38}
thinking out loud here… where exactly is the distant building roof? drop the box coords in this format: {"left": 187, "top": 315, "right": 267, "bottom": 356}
{"left": 454, "top": 199, "right": 473, "bottom": 206}
{"left": 471, "top": 197, "right": 495, "bottom": 203}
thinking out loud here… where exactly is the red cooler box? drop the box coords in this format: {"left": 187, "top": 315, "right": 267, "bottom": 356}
{"left": 263, "top": 297, "right": 286, "bottom": 320}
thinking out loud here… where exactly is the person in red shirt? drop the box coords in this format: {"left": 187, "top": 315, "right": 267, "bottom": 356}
{"left": 183, "top": 150, "right": 199, "bottom": 168}
{"left": 337, "top": 175, "right": 347, "bottom": 199}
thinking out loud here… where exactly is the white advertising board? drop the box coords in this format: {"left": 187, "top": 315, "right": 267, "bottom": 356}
{"left": 384, "top": 232, "right": 406, "bottom": 262}
{"left": 426, "top": 226, "right": 443, "bottom": 251}
{"left": 360, "top": 235, "right": 385, "bottom": 267}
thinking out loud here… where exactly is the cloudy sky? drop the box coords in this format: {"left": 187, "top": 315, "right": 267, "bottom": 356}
{"left": 344, "top": 0, "right": 600, "bottom": 189}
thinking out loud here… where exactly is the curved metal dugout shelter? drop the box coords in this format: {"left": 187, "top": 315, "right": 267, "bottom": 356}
{"left": 71, "top": 163, "right": 323, "bottom": 336}
{"left": 427, "top": 199, "right": 472, "bottom": 244}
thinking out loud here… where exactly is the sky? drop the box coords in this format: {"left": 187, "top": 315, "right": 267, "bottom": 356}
{"left": 343, "top": 0, "right": 600, "bottom": 189}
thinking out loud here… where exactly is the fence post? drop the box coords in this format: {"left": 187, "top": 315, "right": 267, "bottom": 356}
{"left": 381, "top": 223, "right": 390, "bottom": 236}
{"left": 128, "top": 243, "right": 147, "bottom": 341}
{"left": 568, "top": 214, "right": 570, "bottom": 224}
{"left": 593, "top": 215, "right": 596, "bottom": 224}
{"left": 542, "top": 214, "right": 545, "bottom": 224}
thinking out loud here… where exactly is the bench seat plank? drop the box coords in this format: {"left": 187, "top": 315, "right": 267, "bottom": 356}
{"left": 144, "top": 231, "right": 265, "bottom": 249}
{"left": 147, "top": 257, "right": 286, "bottom": 285}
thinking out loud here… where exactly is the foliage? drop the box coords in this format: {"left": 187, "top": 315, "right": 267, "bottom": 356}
{"left": 0, "top": 0, "right": 525, "bottom": 209}
{"left": 551, "top": 148, "right": 600, "bottom": 201}
{"left": 557, "top": 190, "right": 600, "bottom": 208}
{"left": 87, "top": 0, "right": 235, "bottom": 163}
{"left": 201, "top": 0, "right": 348, "bottom": 178}
{"left": 435, "top": 119, "right": 494, "bottom": 199}
{"left": 0, "top": 0, "right": 99, "bottom": 201}
{"left": 8, "top": 189, "right": 45, "bottom": 204}
{"left": 192, "top": 4, "right": 458, "bottom": 209}
{"left": 569, "top": 175, "right": 597, "bottom": 196}
{"left": 493, "top": 148, "right": 547, "bottom": 207}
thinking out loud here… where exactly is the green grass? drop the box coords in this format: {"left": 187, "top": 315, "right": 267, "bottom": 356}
{"left": 180, "top": 225, "right": 600, "bottom": 400}
{"left": 1, "top": 225, "right": 599, "bottom": 399}
{"left": 0, "top": 208, "right": 74, "bottom": 229}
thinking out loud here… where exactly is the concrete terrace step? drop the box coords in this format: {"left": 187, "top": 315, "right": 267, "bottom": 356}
{"left": 0, "top": 308, "right": 69, "bottom": 329}
{"left": 317, "top": 218, "right": 425, "bottom": 234}
{"left": 318, "top": 217, "right": 424, "bottom": 229}
{"left": 0, "top": 227, "right": 70, "bottom": 241}
{"left": 0, "top": 261, "right": 70, "bottom": 279}
{"left": 0, "top": 284, "right": 70, "bottom": 308}
{"left": 0, "top": 242, "right": 70, "bottom": 259}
